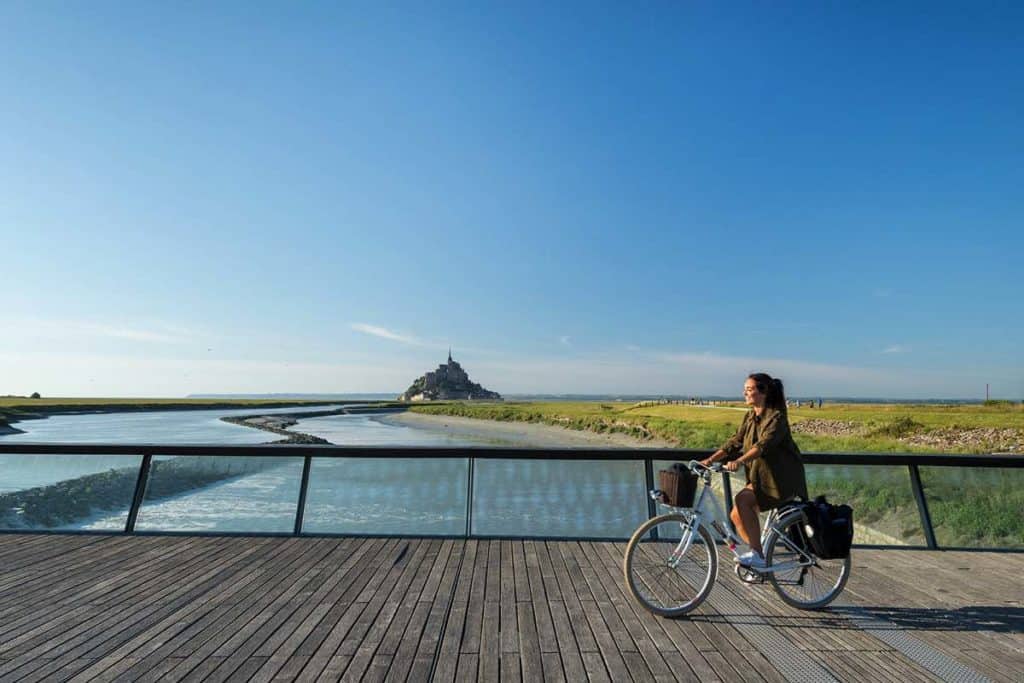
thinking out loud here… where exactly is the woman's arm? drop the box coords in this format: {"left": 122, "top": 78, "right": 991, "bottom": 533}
{"left": 724, "top": 445, "right": 761, "bottom": 471}
{"left": 701, "top": 413, "right": 748, "bottom": 466}
{"left": 724, "top": 411, "right": 786, "bottom": 471}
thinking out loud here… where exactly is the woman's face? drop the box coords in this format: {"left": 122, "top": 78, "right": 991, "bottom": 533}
{"left": 743, "top": 379, "right": 765, "bottom": 407}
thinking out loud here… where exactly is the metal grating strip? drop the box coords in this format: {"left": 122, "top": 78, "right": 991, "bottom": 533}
{"left": 704, "top": 579, "right": 841, "bottom": 683}
{"left": 833, "top": 602, "right": 992, "bottom": 683}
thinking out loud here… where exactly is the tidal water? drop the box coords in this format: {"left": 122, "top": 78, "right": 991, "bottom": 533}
{"left": 0, "top": 407, "right": 660, "bottom": 537}
{"left": 0, "top": 405, "right": 346, "bottom": 445}
{"left": 0, "top": 405, "right": 345, "bottom": 493}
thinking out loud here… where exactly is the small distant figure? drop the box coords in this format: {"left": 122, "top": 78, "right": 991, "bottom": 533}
{"left": 817, "top": 398, "right": 823, "bottom": 409}
{"left": 795, "top": 399, "right": 801, "bottom": 408}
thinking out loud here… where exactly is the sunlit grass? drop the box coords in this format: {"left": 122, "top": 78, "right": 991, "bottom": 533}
{"left": 410, "top": 400, "right": 1023, "bottom": 453}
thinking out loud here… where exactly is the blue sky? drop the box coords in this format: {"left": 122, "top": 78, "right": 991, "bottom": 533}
{"left": 1, "top": 3, "right": 1020, "bottom": 398}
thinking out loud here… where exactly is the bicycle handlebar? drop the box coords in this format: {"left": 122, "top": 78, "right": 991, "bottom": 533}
{"left": 687, "top": 459, "right": 724, "bottom": 474}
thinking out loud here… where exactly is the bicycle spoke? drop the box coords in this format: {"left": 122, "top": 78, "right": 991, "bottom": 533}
{"left": 765, "top": 512, "right": 849, "bottom": 609}
{"left": 624, "top": 514, "right": 718, "bottom": 616}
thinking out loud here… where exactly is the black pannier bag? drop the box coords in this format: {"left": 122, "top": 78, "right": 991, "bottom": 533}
{"left": 657, "top": 463, "right": 698, "bottom": 508}
{"left": 802, "top": 496, "right": 854, "bottom": 560}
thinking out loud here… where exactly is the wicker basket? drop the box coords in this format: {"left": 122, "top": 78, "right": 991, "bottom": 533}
{"left": 658, "top": 466, "right": 698, "bottom": 507}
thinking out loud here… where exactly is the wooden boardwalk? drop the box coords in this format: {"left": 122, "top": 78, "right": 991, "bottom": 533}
{"left": 0, "top": 534, "right": 1020, "bottom": 682}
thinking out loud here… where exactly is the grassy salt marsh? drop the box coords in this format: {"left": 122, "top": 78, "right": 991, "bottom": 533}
{"left": 409, "top": 400, "right": 1024, "bottom": 453}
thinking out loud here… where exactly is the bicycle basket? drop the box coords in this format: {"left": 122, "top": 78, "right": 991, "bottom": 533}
{"left": 658, "top": 465, "right": 698, "bottom": 507}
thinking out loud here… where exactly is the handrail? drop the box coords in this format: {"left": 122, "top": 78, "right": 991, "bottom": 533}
{"left": 0, "top": 442, "right": 1019, "bottom": 466}
{"left": 0, "top": 443, "right": 1019, "bottom": 549}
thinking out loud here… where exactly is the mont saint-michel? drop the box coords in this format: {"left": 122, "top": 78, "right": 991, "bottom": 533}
{"left": 398, "top": 351, "right": 502, "bottom": 402}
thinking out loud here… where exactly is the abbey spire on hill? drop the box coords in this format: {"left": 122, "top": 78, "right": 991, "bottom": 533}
{"left": 398, "top": 351, "right": 502, "bottom": 402}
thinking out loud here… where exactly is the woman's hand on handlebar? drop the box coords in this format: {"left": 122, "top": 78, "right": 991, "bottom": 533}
{"left": 724, "top": 460, "right": 741, "bottom": 472}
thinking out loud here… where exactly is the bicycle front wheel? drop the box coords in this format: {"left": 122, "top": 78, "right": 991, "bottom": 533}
{"left": 623, "top": 514, "right": 718, "bottom": 617}
{"left": 765, "top": 510, "right": 851, "bottom": 610}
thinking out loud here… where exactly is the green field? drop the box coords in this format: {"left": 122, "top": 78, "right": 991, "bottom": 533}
{"left": 409, "top": 400, "right": 1024, "bottom": 453}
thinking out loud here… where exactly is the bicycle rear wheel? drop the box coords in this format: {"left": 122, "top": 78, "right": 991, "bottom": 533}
{"left": 765, "top": 510, "right": 850, "bottom": 610}
{"left": 623, "top": 514, "right": 718, "bottom": 617}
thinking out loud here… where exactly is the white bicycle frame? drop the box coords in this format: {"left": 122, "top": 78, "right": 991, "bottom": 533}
{"left": 658, "top": 463, "right": 813, "bottom": 575}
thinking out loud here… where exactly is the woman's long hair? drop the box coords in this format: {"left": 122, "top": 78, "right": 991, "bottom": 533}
{"left": 748, "top": 373, "right": 786, "bottom": 411}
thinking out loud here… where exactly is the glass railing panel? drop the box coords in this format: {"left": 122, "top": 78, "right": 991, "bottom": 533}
{"left": 919, "top": 466, "right": 1023, "bottom": 549}
{"left": 471, "top": 459, "right": 648, "bottom": 538}
{"left": 303, "top": 457, "right": 469, "bottom": 535}
{"left": 0, "top": 453, "right": 142, "bottom": 531}
{"left": 806, "top": 463, "right": 924, "bottom": 546}
{"left": 134, "top": 455, "right": 303, "bottom": 533}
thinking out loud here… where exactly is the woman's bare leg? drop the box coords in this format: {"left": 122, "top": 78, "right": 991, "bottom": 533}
{"left": 731, "top": 486, "right": 762, "bottom": 555}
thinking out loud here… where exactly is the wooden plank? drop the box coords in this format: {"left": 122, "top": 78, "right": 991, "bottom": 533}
{"left": 459, "top": 539, "right": 489, "bottom": 655}
{"left": 453, "top": 652, "right": 477, "bottom": 681}
{"left": 580, "top": 651, "right": 611, "bottom": 683}
{"left": 478, "top": 597, "right": 500, "bottom": 682}
{"left": 433, "top": 540, "right": 479, "bottom": 682}
{"left": 78, "top": 537, "right": 318, "bottom": 682}
{"left": 546, "top": 600, "right": 587, "bottom": 681}
{"left": 540, "top": 651, "right": 566, "bottom": 682}
{"left": 552, "top": 543, "right": 631, "bottom": 682}
{"left": 522, "top": 541, "right": 559, "bottom": 654}
{"left": 373, "top": 540, "right": 442, "bottom": 657}
{"left": 287, "top": 538, "right": 409, "bottom": 681}
{"left": 161, "top": 538, "right": 363, "bottom": 682}
{"left": 515, "top": 602, "right": 544, "bottom": 682}
{"left": 383, "top": 540, "right": 456, "bottom": 682}
{"left": 99, "top": 539, "right": 339, "bottom": 683}
{"left": 3, "top": 537, "right": 261, "bottom": 682}
{"left": 544, "top": 542, "right": 599, "bottom": 654}
{"left": 343, "top": 540, "right": 444, "bottom": 681}
{"left": 410, "top": 540, "right": 463, "bottom": 670}
{"left": 0, "top": 534, "right": 1017, "bottom": 683}
{"left": 0, "top": 536, "right": 196, "bottom": 642}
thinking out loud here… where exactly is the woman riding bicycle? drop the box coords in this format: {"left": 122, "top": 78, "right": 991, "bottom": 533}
{"left": 700, "top": 373, "right": 807, "bottom": 569}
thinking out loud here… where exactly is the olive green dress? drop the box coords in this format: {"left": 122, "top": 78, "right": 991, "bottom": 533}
{"left": 720, "top": 406, "right": 808, "bottom": 509}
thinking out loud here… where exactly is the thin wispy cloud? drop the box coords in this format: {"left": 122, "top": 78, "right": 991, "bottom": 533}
{"left": 873, "top": 288, "right": 892, "bottom": 298}
{"left": 79, "top": 323, "right": 184, "bottom": 343}
{"left": 558, "top": 336, "right": 572, "bottom": 347}
{"left": 350, "top": 323, "right": 425, "bottom": 346}
{"left": 9, "top": 318, "right": 193, "bottom": 344}
{"left": 882, "top": 344, "right": 911, "bottom": 354}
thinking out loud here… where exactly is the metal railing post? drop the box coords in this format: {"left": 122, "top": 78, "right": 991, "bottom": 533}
{"left": 125, "top": 454, "right": 152, "bottom": 533}
{"left": 645, "top": 458, "right": 659, "bottom": 541}
{"left": 644, "top": 458, "right": 656, "bottom": 520}
{"left": 465, "top": 457, "right": 475, "bottom": 538}
{"left": 908, "top": 464, "right": 937, "bottom": 549}
{"left": 294, "top": 455, "right": 313, "bottom": 536}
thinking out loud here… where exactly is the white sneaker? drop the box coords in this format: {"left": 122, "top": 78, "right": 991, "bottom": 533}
{"left": 736, "top": 550, "right": 767, "bottom": 569}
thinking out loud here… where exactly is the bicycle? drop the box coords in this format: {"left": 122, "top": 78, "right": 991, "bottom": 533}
{"left": 623, "top": 460, "right": 851, "bottom": 617}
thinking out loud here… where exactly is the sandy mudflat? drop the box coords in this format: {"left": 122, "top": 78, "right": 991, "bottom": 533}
{"left": 380, "top": 412, "right": 678, "bottom": 449}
